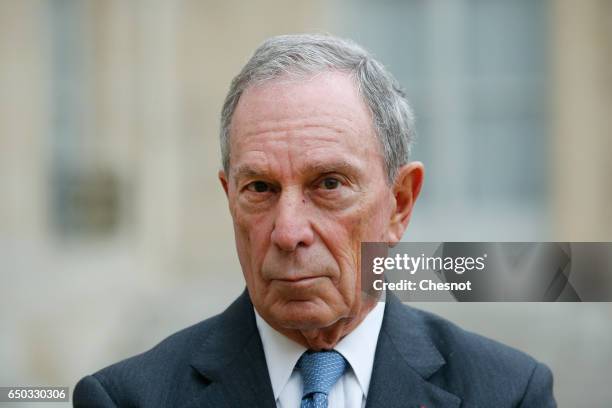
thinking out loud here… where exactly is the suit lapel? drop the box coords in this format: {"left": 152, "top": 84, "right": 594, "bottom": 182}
{"left": 187, "top": 290, "right": 276, "bottom": 408}
{"left": 365, "top": 294, "right": 461, "bottom": 408}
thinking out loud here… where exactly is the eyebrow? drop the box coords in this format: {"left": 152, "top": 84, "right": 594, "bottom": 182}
{"left": 232, "top": 165, "right": 265, "bottom": 181}
{"left": 305, "top": 159, "right": 362, "bottom": 176}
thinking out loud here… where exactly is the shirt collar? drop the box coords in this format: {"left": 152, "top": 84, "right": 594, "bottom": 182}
{"left": 254, "top": 300, "right": 385, "bottom": 400}
{"left": 334, "top": 301, "right": 385, "bottom": 397}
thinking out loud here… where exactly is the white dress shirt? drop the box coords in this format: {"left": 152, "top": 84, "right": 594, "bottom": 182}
{"left": 254, "top": 301, "right": 385, "bottom": 408}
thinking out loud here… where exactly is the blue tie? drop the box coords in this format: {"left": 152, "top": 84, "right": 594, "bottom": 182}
{"left": 296, "top": 350, "right": 347, "bottom": 408}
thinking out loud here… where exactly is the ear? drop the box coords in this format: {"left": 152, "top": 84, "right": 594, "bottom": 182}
{"left": 219, "top": 170, "right": 229, "bottom": 197}
{"left": 387, "top": 162, "right": 424, "bottom": 244}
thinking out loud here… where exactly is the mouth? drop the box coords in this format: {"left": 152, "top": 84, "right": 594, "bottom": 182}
{"left": 273, "top": 276, "right": 326, "bottom": 285}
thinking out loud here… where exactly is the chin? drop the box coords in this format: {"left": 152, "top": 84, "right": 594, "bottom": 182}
{"left": 271, "top": 300, "right": 342, "bottom": 330}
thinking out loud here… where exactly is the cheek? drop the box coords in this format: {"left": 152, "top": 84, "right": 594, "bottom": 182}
{"left": 319, "top": 197, "right": 390, "bottom": 289}
{"left": 231, "top": 204, "right": 273, "bottom": 282}
{"left": 360, "top": 188, "right": 393, "bottom": 240}
{"left": 331, "top": 193, "right": 391, "bottom": 248}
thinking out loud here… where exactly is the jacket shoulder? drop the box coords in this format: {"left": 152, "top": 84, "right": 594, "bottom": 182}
{"left": 75, "top": 312, "right": 222, "bottom": 407}
{"left": 413, "top": 306, "right": 536, "bottom": 365}
{"left": 104, "top": 312, "right": 220, "bottom": 373}
{"left": 406, "top": 305, "right": 554, "bottom": 406}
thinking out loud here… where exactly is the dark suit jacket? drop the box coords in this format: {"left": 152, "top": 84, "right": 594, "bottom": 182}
{"left": 74, "top": 290, "right": 556, "bottom": 407}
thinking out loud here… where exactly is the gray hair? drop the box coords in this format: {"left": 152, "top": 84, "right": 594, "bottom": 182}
{"left": 220, "top": 33, "right": 415, "bottom": 183}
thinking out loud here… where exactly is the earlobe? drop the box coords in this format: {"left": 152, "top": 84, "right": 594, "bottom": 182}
{"left": 388, "top": 162, "right": 424, "bottom": 243}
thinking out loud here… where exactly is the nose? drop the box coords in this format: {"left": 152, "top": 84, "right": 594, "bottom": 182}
{"left": 270, "top": 188, "right": 315, "bottom": 252}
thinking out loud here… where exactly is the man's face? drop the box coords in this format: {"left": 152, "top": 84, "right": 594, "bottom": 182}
{"left": 220, "top": 71, "right": 410, "bottom": 332}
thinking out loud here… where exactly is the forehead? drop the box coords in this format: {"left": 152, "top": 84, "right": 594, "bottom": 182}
{"left": 228, "top": 71, "right": 382, "bottom": 175}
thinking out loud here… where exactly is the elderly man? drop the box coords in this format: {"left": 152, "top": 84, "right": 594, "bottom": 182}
{"left": 74, "top": 34, "right": 556, "bottom": 407}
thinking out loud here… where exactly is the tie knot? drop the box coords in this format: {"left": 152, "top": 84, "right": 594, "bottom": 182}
{"left": 297, "top": 350, "right": 347, "bottom": 397}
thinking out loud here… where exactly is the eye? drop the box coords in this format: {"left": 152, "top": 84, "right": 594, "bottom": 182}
{"left": 246, "top": 181, "right": 271, "bottom": 193}
{"left": 318, "top": 177, "right": 341, "bottom": 190}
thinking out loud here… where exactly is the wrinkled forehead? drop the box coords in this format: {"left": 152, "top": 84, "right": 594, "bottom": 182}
{"left": 228, "top": 71, "right": 382, "bottom": 169}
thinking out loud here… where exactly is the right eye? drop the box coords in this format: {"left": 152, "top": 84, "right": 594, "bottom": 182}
{"left": 245, "top": 181, "right": 271, "bottom": 193}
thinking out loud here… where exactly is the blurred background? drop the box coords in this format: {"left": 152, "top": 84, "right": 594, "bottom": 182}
{"left": 1, "top": 0, "right": 611, "bottom": 406}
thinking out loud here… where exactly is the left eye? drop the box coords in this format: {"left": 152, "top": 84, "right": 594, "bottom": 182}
{"left": 319, "top": 177, "right": 340, "bottom": 190}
